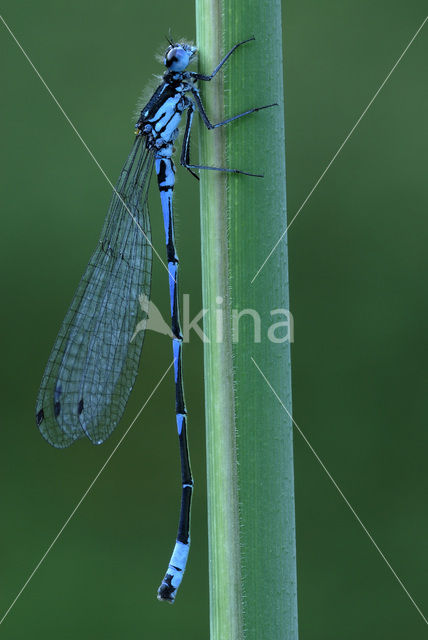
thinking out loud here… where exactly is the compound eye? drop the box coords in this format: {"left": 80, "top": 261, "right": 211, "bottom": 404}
{"left": 166, "top": 47, "right": 178, "bottom": 66}
{"left": 165, "top": 47, "right": 189, "bottom": 71}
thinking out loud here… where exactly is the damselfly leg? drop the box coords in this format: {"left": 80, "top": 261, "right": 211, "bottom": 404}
{"left": 181, "top": 38, "right": 277, "bottom": 177}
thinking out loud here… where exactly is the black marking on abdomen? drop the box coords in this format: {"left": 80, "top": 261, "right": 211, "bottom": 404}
{"left": 157, "top": 159, "right": 167, "bottom": 185}
{"left": 158, "top": 574, "right": 175, "bottom": 602}
{"left": 167, "top": 248, "right": 178, "bottom": 264}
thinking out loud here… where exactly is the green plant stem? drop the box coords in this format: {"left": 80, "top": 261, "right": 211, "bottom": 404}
{"left": 196, "top": 1, "right": 298, "bottom": 639}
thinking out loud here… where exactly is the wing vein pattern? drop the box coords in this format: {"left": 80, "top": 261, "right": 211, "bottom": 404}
{"left": 36, "top": 136, "right": 154, "bottom": 447}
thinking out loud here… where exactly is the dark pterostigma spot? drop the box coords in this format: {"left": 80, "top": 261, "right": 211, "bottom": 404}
{"left": 36, "top": 408, "right": 44, "bottom": 425}
{"left": 78, "top": 398, "right": 84, "bottom": 415}
{"left": 54, "top": 402, "right": 61, "bottom": 417}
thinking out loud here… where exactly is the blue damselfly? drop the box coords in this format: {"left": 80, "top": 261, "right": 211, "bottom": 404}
{"left": 36, "top": 37, "right": 274, "bottom": 603}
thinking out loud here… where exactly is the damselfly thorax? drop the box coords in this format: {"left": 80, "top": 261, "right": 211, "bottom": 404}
{"left": 138, "top": 76, "right": 195, "bottom": 150}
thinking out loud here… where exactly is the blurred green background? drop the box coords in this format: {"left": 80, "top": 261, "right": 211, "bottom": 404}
{"left": 1, "top": 1, "right": 427, "bottom": 638}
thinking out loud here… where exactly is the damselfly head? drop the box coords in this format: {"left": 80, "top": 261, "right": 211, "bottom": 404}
{"left": 164, "top": 43, "right": 197, "bottom": 72}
